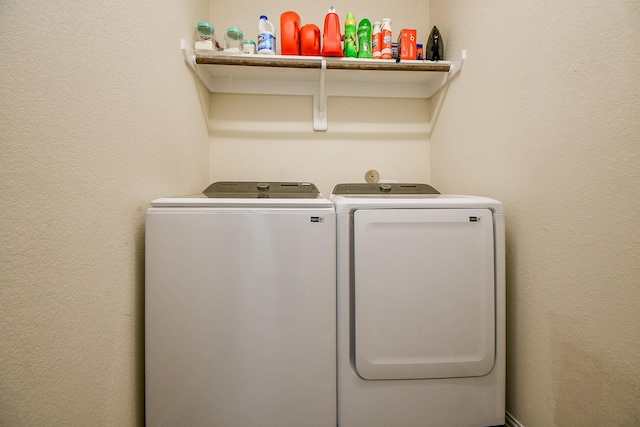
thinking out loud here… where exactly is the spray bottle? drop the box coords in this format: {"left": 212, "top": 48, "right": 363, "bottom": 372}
{"left": 372, "top": 21, "right": 382, "bottom": 59}
{"left": 380, "top": 18, "right": 392, "bottom": 59}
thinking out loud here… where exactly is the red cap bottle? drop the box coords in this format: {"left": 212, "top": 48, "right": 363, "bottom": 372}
{"left": 322, "top": 6, "right": 343, "bottom": 57}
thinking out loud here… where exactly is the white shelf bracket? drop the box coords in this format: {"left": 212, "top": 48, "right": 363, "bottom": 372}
{"left": 181, "top": 39, "right": 216, "bottom": 91}
{"left": 431, "top": 49, "right": 466, "bottom": 96}
{"left": 448, "top": 49, "right": 466, "bottom": 79}
{"left": 181, "top": 39, "right": 196, "bottom": 71}
{"left": 313, "top": 59, "right": 328, "bottom": 131}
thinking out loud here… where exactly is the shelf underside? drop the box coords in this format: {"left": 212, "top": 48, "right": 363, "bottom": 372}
{"left": 195, "top": 54, "right": 451, "bottom": 73}
{"left": 183, "top": 41, "right": 465, "bottom": 130}
{"left": 193, "top": 54, "right": 454, "bottom": 100}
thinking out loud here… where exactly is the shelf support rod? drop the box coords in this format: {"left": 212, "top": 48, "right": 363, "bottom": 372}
{"left": 430, "top": 49, "right": 466, "bottom": 96}
{"left": 313, "top": 59, "right": 328, "bottom": 131}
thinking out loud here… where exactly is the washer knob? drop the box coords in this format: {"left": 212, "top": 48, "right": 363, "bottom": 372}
{"left": 379, "top": 184, "right": 392, "bottom": 192}
{"left": 257, "top": 182, "right": 270, "bottom": 190}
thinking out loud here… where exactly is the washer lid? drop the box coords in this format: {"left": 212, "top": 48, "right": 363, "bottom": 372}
{"left": 204, "top": 181, "right": 320, "bottom": 198}
{"left": 332, "top": 183, "right": 439, "bottom": 195}
{"left": 149, "top": 181, "right": 333, "bottom": 208}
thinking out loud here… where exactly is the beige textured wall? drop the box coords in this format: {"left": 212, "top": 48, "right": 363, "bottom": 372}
{"left": 0, "top": 1, "right": 210, "bottom": 425}
{"left": 429, "top": 1, "right": 640, "bottom": 425}
{"left": 207, "top": 2, "right": 432, "bottom": 196}
{"left": 3, "top": 0, "right": 638, "bottom": 425}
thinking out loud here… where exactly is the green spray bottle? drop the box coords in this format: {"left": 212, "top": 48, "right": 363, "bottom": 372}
{"left": 344, "top": 12, "right": 357, "bottom": 57}
{"left": 357, "top": 18, "right": 372, "bottom": 58}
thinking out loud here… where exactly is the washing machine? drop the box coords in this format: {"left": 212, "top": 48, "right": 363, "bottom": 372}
{"left": 331, "top": 183, "right": 505, "bottom": 427}
{"left": 145, "top": 182, "right": 336, "bottom": 427}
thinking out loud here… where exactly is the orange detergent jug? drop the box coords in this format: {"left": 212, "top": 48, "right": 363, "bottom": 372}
{"left": 280, "top": 11, "right": 301, "bottom": 55}
{"left": 300, "top": 24, "right": 321, "bottom": 56}
{"left": 321, "top": 6, "right": 342, "bottom": 57}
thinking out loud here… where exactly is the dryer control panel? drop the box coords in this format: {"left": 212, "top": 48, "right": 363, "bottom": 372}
{"left": 332, "top": 183, "right": 440, "bottom": 195}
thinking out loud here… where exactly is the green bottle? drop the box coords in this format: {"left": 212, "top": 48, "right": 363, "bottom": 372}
{"left": 344, "top": 12, "right": 357, "bottom": 57}
{"left": 357, "top": 18, "right": 372, "bottom": 58}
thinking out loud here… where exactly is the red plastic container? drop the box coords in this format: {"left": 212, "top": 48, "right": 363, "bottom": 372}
{"left": 300, "top": 24, "right": 321, "bottom": 56}
{"left": 321, "top": 6, "right": 342, "bottom": 57}
{"left": 280, "top": 11, "right": 301, "bottom": 55}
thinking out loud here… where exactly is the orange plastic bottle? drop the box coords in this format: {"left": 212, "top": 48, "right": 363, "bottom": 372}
{"left": 280, "top": 11, "right": 301, "bottom": 55}
{"left": 380, "top": 18, "right": 392, "bottom": 59}
{"left": 300, "top": 24, "right": 321, "bottom": 56}
{"left": 372, "top": 21, "right": 382, "bottom": 59}
{"left": 322, "top": 6, "right": 343, "bottom": 57}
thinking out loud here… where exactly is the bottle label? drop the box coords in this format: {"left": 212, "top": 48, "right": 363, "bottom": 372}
{"left": 381, "top": 29, "right": 392, "bottom": 58}
{"left": 258, "top": 33, "right": 275, "bottom": 53}
{"left": 372, "top": 32, "right": 382, "bottom": 58}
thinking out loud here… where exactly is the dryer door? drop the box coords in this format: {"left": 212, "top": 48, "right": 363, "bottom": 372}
{"left": 353, "top": 208, "right": 495, "bottom": 380}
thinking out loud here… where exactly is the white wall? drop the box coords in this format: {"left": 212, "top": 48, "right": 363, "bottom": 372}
{"left": 3, "top": 0, "right": 639, "bottom": 425}
{"left": 207, "top": 1, "right": 433, "bottom": 196}
{"left": 430, "top": 1, "right": 640, "bottom": 425}
{"left": 0, "top": 0, "right": 210, "bottom": 424}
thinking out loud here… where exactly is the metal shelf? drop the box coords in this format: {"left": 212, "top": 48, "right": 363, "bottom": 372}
{"left": 181, "top": 39, "right": 465, "bottom": 131}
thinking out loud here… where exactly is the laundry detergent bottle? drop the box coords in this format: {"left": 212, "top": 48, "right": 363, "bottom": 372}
{"left": 280, "top": 11, "right": 301, "bottom": 55}
{"left": 357, "top": 18, "right": 372, "bottom": 58}
{"left": 322, "top": 6, "right": 343, "bottom": 57}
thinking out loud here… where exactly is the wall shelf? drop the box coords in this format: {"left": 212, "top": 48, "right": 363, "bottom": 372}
{"left": 181, "top": 39, "right": 465, "bottom": 131}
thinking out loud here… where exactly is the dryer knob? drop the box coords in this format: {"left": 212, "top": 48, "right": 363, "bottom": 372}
{"left": 257, "top": 182, "right": 270, "bottom": 190}
{"left": 379, "top": 184, "right": 392, "bottom": 192}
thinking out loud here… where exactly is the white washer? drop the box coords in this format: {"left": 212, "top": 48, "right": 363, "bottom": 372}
{"left": 331, "top": 183, "right": 505, "bottom": 427}
{"left": 145, "top": 182, "right": 336, "bottom": 427}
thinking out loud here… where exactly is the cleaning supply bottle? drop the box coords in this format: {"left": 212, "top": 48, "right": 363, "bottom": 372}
{"left": 280, "top": 11, "right": 301, "bottom": 55}
{"left": 357, "top": 18, "right": 372, "bottom": 58}
{"left": 322, "top": 6, "right": 343, "bottom": 57}
{"left": 380, "top": 18, "right": 392, "bottom": 59}
{"left": 372, "top": 21, "right": 382, "bottom": 59}
{"left": 300, "top": 24, "right": 321, "bottom": 56}
{"left": 257, "top": 15, "right": 276, "bottom": 55}
{"left": 344, "top": 12, "right": 357, "bottom": 57}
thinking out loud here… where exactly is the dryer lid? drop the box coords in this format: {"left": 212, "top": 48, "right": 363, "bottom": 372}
{"left": 332, "top": 183, "right": 439, "bottom": 195}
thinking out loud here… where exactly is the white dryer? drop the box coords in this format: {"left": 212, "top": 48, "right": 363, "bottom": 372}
{"left": 145, "top": 182, "right": 336, "bottom": 427}
{"left": 331, "top": 183, "right": 505, "bottom": 427}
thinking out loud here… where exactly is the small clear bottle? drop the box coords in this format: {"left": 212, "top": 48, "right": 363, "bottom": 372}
{"left": 224, "top": 28, "right": 244, "bottom": 54}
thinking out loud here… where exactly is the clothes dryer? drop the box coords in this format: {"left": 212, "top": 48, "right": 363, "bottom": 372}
{"left": 331, "top": 183, "right": 505, "bottom": 427}
{"left": 145, "top": 182, "right": 336, "bottom": 427}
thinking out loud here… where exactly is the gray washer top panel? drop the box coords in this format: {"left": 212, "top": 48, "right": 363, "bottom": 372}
{"left": 332, "top": 183, "right": 440, "bottom": 195}
{"left": 203, "top": 181, "right": 321, "bottom": 198}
